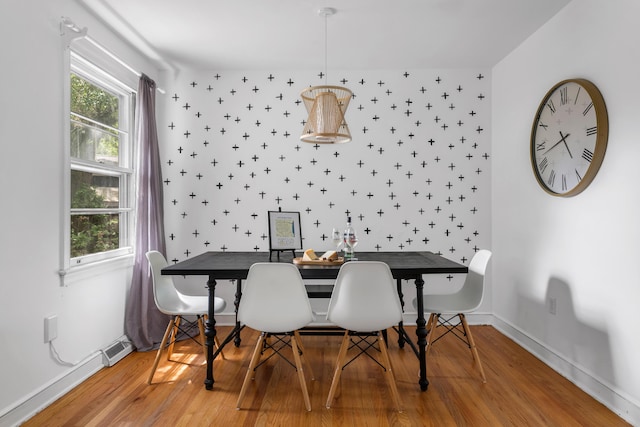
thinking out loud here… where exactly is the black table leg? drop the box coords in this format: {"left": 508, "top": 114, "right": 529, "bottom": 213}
{"left": 205, "top": 276, "right": 217, "bottom": 390}
{"left": 234, "top": 279, "right": 242, "bottom": 347}
{"left": 415, "top": 275, "right": 429, "bottom": 391}
{"left": 396, "top": 278, "right": 406, "bottom": 348}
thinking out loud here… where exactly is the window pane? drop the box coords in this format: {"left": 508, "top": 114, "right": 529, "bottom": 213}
{"left": 71, "top": 118, "right": 120, "bottom": 165}
{"left": 70, "top": 74, "right": 121, "bottom": 165}
{"left": 70, "top": 213, "right": 120, "bottom": 258}
{"left": 71, "top": 74, "right": 119, "bottom": 128}
{"left": 71, "top": 170, "right": 119, "bottom": 209}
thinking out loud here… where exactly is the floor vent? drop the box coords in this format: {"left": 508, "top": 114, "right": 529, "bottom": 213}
{"left": 101, "top": 339, "right": 133, "bottom": 367}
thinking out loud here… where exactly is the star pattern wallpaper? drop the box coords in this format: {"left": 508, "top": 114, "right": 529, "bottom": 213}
{"left": 159, "top": 69, "right": 491, "bottom": 301}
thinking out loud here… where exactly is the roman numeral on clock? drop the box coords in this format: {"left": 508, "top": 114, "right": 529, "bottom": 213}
{"left": 561, "top": 174, "right": 567, "bottom": 192}
{"left": 583, "top": 102, "right": 594, "bottom": 116}
{"left": 546, "top": 99, "right": 556, "bottom": 114}
{"left": 548, "top": 169, "right": 556, "bottom": 187}
{"left": 560, "top": 87, "right": 568, "bottom": 105}
{"left": 539, "top": 157, "right": 548, "bottom": 173}
{"left": 586, "top": 126, "right": 597, "bottom": 136}
{"left": 582, "top": 148, "right": 594, "bottom": 162}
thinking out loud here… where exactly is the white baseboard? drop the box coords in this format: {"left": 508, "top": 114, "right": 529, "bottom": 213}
{"left": 0, "top": 352, "right": 103, "bottom": 427}
{"left": 206, "top": 313, "right": 236, "bottom": 326}
{"left": 397, "top": 311, "right": 493, "bottom": 326}
{"left": 492, "top": 314, "right": 640, "bottom": 426}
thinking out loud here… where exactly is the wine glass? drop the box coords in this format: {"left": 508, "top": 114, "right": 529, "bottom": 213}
{"left": 345, "top": 231, "right": 358, "bottom": 260}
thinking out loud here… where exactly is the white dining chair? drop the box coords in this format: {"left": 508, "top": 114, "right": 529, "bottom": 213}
{"left": 412, "top": 249, "right": 492, "bottom": 382}
{"left": 236, "top": 262, "right": 315, "bottom": 411}
{"left": 325, "top": 261, "right": 403, "bottom": 412}
{"left": 146, "top": 250, "right": 226, "bottom": 385}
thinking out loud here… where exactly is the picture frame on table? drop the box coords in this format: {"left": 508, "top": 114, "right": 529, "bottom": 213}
{"left": 267, "top": 210, "right": 302, "bottom": 259}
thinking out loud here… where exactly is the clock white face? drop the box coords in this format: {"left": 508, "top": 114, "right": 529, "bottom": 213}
{"left": 532, "top": 81, "right": 601, "bottom": 195}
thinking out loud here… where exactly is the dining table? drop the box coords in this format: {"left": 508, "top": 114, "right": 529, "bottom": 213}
{"left": 161, "top": 251, "right": 468, "bottom": 391}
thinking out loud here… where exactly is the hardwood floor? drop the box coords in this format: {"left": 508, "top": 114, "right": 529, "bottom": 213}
{"left": 24, "top": 325, "right": 629, "bottom": 426}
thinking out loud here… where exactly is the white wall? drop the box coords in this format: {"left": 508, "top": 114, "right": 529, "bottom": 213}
{"left": 492, "top": 0, "right": 640, "bottom": 422}
{"left": 0, "top": 0, "right": 160, "bottom": 424}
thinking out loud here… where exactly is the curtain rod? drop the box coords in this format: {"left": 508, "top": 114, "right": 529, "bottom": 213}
{"left": 60, "top": 17, "right": 165, "bottom": 94}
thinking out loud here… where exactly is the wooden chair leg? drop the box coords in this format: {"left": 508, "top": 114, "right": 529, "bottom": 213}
{"left": 147, "top": 319, "right": 174, "bottom": 385}
{"left": 460, "top": 314, "right": 486, "bottom": 383}
{"left": 214, "top": 336, "right": 225, "bottom": 360}
{"left": 237, "top": 333, "right": 266, "bottom": 409}
{"left": 426, "top": 313, "right": 437, "bottom": 355}
{"left": 291, "top": 333, "right": 312, "bottom": 411}
{"left": 326, "top": 330, "right": 351, "bottom": 408}
{"left": 293, "top": 330, "right": 314, "bottom": 381}
{"left": 377, "top": 331, "right": 403, "bottom": 412}
{"left": 167, "top": 316, "right": 181, "bottom": 360}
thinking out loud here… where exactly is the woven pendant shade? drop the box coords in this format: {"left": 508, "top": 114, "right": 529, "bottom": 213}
{"left": 300, "top": 85, "right": 352, "bottom": 144}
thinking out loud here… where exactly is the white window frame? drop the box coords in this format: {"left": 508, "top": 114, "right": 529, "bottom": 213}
{"left": 63, "top": 51, "right": 136, "bottom": 272}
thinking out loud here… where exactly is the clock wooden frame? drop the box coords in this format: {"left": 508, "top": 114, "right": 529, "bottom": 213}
{"left": 530, "top": 78, "right": 608, "bottom": 197}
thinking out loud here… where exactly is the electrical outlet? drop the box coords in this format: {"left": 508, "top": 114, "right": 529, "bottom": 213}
{"left": 44, "top": 315, "right": 58, "bottom": 342}
{"left": 548, "top": 297, "right": 557, "bottom": 315}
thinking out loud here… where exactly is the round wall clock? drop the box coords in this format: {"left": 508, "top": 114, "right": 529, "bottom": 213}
{"left": 530, "top": 78, "right": 608, "bottom": 197}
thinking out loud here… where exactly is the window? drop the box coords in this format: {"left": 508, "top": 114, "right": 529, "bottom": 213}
{"left": 68, "top": 53, "right": 135, "bottom": 266}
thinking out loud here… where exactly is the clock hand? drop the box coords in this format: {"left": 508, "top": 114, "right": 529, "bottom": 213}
{"left": 544, "top": 131, "right": 571, "bottom": 155}
{"left": 562, "top": 137, "right": 573, "bottom": 158}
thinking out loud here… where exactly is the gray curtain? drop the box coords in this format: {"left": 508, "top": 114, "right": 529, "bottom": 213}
{"left": 125, "top": 74, "right": 170, "bottom": 351}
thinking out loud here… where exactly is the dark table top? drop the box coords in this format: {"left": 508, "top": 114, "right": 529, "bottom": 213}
{"left": 162, "top": 251, "right": 467, "bottom": 280}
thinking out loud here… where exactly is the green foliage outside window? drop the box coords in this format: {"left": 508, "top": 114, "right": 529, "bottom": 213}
{"left": 70, "top": 181, "right": 120, "bottom": 258}
{"left": 71, "top": 74, "right": 119, "bottom": 128}
{"left": 70, "top": 73, "right": 123, "bottom": 258}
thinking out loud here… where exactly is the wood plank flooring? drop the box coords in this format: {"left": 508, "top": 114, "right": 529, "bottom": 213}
{"left": 23, "top": 325, "right": 629, "bottom": 426}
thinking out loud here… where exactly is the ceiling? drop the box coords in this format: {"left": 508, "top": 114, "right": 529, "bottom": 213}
{"left": 80, "top": 0, "right": 571, "bottom": 71}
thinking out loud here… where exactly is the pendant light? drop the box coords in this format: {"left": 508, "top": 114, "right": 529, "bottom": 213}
{"left": 300, "top": 7, "right": 352, "bottom": 144}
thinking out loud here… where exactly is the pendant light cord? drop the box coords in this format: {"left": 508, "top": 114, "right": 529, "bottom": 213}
{"left": 324, "top": 12, "right": 328, "bottom": 85}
